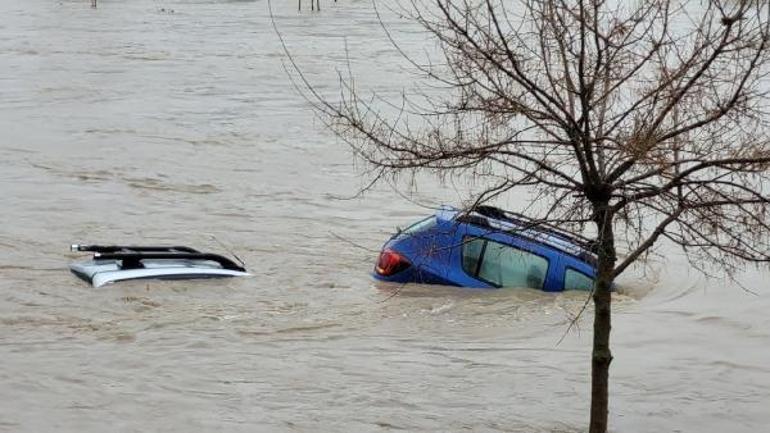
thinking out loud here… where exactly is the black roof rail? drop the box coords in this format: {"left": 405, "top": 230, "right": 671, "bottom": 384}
{"left": 93, "top": 252, "right": 246, "bottom": 272}
{"left": 71, "top": 245, "right": 200, "bottom": 254}
{"left": 471, "top": 205, "right": 597, "bottom": 253}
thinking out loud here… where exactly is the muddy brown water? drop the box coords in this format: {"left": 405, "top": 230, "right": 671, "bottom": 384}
{"left": 1, "top": 1, "right": 769, "bottom": 432}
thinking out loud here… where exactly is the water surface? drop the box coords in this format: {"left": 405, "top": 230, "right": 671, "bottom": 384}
{"left": 1, "top": 1, "right": 769, "bottom": 432}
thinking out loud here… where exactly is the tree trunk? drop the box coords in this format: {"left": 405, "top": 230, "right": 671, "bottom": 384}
{"left": 589, "top": 205, "right": 616, "bottom": 433}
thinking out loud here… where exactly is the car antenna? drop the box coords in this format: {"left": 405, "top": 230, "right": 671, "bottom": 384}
{"left": 209, "top": 234, "right": 247, "bottom": 270}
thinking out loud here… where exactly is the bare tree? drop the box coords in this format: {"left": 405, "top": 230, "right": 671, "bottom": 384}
{"left": 276, "top": 0, "right": 770, "bottom": 431}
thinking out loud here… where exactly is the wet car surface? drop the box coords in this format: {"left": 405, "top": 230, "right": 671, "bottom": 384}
{"left": 374, "top": 206, "right": 597, "bottom": 291}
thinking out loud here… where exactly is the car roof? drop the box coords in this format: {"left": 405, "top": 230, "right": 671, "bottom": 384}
{"left": 436, "top": 205, "right": 598, "bottom": 266}
{"left": 69, "top": 244, "right": 249, "bottom": 287}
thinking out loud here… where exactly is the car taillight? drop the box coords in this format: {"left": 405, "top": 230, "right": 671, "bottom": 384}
{"left": 375, "top": 249, "right": 411, "bottom": 276}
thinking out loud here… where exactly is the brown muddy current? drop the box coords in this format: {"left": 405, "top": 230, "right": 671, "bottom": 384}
{"left": 1, "top": 1, "right": 769, "bottom": 432}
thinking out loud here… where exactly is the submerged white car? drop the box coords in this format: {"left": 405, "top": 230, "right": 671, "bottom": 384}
{"left": 69, "top": 244, "right": 249, "bottom": 287}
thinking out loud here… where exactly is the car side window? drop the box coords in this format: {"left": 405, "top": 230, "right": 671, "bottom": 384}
{"left": 462, "top": 237, "right": 549, "bottom": 289}
{"left": 461, "top": 237, "right": 485, "bottom": 276}
{"left": 479, "top": 241, "right": 549, "bottom": 289}
{"left": 564, "top": 268, "right": 594, "bottom": 291}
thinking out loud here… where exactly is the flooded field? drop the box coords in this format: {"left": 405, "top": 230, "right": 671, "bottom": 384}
{"left": 1, "top": 1, "right": 769, "bottom": 432}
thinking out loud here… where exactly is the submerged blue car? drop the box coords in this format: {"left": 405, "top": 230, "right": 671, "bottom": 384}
{"left": 374, "top": 206, "right": 598, "bottom": 292}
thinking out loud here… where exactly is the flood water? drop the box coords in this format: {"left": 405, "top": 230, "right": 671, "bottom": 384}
{"left": 1, "top": 1, "right": 769, "bottom": 432}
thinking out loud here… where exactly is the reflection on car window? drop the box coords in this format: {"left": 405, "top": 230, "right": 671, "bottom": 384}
{"left": 564, "top": 268, "right": 594, "bottom": 291}
{"left": 462, "top": 237, "right": 549, "bottom": 289}
{"left": 402, "top": 216, "right": 437, "bottom": 236}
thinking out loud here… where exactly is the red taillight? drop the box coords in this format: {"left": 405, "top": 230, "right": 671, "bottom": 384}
{"left": 375, "top": 249, "right": 411, "bottom": 276}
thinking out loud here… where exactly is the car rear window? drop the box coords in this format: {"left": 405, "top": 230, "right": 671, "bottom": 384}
{"left": 564, "top": 268, "right": 594, "bottom": 291}
{"left": 402, "top": 216, "right": 437, "bottom": 236}
{"left": 462, "top": 237, "right": 549, "bottom": 289}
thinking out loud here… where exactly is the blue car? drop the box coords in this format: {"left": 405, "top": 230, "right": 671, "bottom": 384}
{"left": 374, "top": 206, "right": 598, "bottom": 292}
